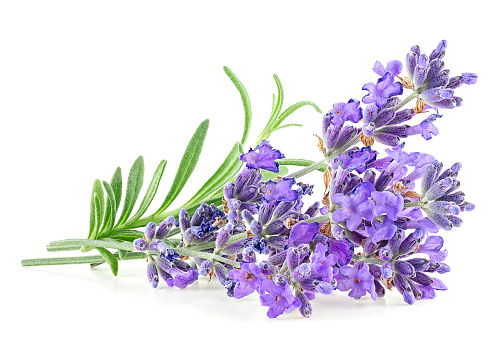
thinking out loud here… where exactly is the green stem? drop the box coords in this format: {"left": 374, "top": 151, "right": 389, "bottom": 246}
{"left": 188, "top": 232, "right": 247, "bottom": 251}
{"left": 21, "top": 252, "right": 146, "bottom": 267}
{"left": 114, "top": 194, "right": 223, "bottom": 231}
{"left": 394, "top": 91, "right": 418, "bottom": 111}
{"left": 404, "top": 201, "right": 422, "bottom": 208}
{"left": 352, "top": 254, "right": 384, "bottom": 265}
{"left": 304, "top": 214, "right": 331, "bottom": 223}
{"left": 286, "top": 133, "right": 361, "bottom": 179}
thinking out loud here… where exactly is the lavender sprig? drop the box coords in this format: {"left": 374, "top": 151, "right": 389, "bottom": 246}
{"left": 22, "top": 40, "right": 477, "bottom": 319}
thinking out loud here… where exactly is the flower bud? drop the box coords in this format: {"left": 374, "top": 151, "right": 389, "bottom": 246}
{"left": 144, "top": 222, "right": 157, "bottom": 241}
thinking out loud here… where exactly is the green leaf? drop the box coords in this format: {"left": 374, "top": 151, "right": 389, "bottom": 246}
{"left": 108, "top": 229, "right": 145, "bottom": 242}
{"left": 260, "top": 165, "right": 289, "bottom": 181}
{"left": 125, "top": 159, "right": 167, "bottom": 226}
{"left": 154, "top": 119, "right": 209, "bottom": 215}
{"left": 88, "top": 193, "right": 102, "bottom": 240}
{"left": 278, "top": 158, "right": 325, "bottom": 173}
{"left": 116, "top": 156, "right": 145, "bottom": 226}
{"left": 270, "top": 74, "right": 284, "bottom": 125}
{"left": 91, "top": 179, "right": 105, "bottom": 229}
{"left": 223, "top": 66, "right": 252, "bottom": 146}
{"left": 274, "top": 100, "right": 322, "bottom": 129}
{"left": 98, "top": 181, "right": 117, "bottom": 238}
{"left": 96, "top": 247, "right": 119, "bottom": 276}
{"left": 118, "top": 250, "right": 128, "bottom": 260}
{"left": 111, "top": 167, "right": 122, "bottom": 210}
{"left": 184, "top": 141, "right": 243, "bottom": 208}
{"left": 270, "top": 123, "right": 303, "bottom": 133}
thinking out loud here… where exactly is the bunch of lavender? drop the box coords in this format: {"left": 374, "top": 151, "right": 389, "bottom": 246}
{"left": 22, "top": 40, "right": 477, "bottom": 319}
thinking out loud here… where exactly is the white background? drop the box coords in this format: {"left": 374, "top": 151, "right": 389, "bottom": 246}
{"left": 1, "top": 1, "right": 499, "bottom": 342}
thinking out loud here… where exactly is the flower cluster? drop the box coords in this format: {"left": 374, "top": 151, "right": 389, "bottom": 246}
{"left": 131, "top": 40, "right": 476, "bottom": 318}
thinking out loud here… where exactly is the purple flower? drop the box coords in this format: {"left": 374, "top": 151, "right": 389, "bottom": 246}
{"left": 334, "top": 146, "right": 378, "bottom": 173}
{"left": 228, "top": 263, "right": 266, "bottom": 299}
{"left": 259, "top": 279, "right": 301, "bottom": 318}
{"left": 328, "top": 99, "right": 362, "bottom": 123}
{"left": 331, "top": 182, "right": 376, "bottom": 231}
{"left": 362, "top": 72, "right": 404, "bottom": 108}
{"left": 373, "top": 60, "right": 403, "bottom": 77}
{"left": 366, "top": 217, "right": 398, "bottom": 243}
{"left": 288, "top": 222, "right": 320, "bottom": 247}
{"left": 327, "top": 238, "right": 353, "bottom": 266}
{"left": 310, "top": 243, "right": 337, "bottom": 282}
{"left": 416, "top": 236, "right": 448, "bottom": 262}
{"left": 165, "top": 269, "right": 199, "bottom": 289}
{"left": 240, "top": 140, "right": 285, "bottom": 173}
{"left": 406, "top": 112, "right": 442, "bottom": 140}
{"left": 261, "top": 177, "right": 299, "bottom": 202}
{"left": 336, "top": 262, "right": 377, "bottom": 300}
{"left": 371, "top": 190, "right": 404, "bottom": 220}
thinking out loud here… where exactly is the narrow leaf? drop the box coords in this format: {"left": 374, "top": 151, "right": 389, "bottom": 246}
{"left": 88, "top": 193, "right": 102, "bottom": 240}
{"left": 98, "top": 181, "right": 117, "bottom": 238}
{"left": 91, "top": 179, "right": 105, "bottom": 229}
{"left": 224, "top": 66, "right": 252, "bottom": 146}
{"left": 270, "top": 74, "right": 284, "bottom": 125}
{"left": 88, "top": 192, "right": 97, "bottom": 239}
{"left": 270, "top": 123, "right": 302, "bottom": 133}
{"left": 260, "top": 165, "right": 289, "bottom": 181}
{"left": 118, "top": 250, "right": 128, "bottom": 260}
{"left": 154, "top": 120, "right": 209, "bottom": 215}
{"left": 100, "top": 196, "right": 112, "bottom": 234}
{"left": 278, "top": 158, "right": 326, "bottom": 172}
{"left": 96, "top": 247, "right": 119, "bottom": 276}
{"left": 111, "top": 167, "right": 122, "bottom": 210}
{"left": 275, "top": 101, "right": 322, "bottom": 129}
{"left": 125, "top": 159, "right": 167, "bottom": 226}
{"left": 116, "top": 156, "right": 145, "bottom": 226}
{"left": 184, "top": 141, "right": 243, "bottom": 208}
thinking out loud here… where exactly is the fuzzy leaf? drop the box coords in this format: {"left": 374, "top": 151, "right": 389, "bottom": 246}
{"left": 99, "top": 181, "right": 117, "bottom": 238}
{"left": 260, "top": 165, "right": 289, "bottom": 181}
{"left": 154, "top": 120, "right": 209, "bottom": 215}
{"left": 224, "top": 67, "right": 252, "bottom": 146}
{"left": 125, "top": 159, "right": 167, "bottom": 226}
{"left": 278, "top": 158, "right": 326, "bottom": 172}
{"left": 116, "top": 156, "right": 145, "bottom": 226}
{"left": 88, "top": 193, "right": 102, "bottom": 240}
{"left": 274, "top": 101, "right": 322, "bottom": 129}
{"left": 184, "top": 141, "right": 243, "bottom": 208}
{"left": 268, "top": 74, "right": 284, "bottom": 127}
{"left": 111, "top": 167, "right": 122, "bottom": 210}
{"left": 96, "top": 247, "right": 119, "bottom": 276}
{"left": 118, "top": 250, "right": 128, "bottom": 260}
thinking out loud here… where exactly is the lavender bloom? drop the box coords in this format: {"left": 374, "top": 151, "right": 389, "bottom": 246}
{"left": 373, "top": 60, "right": 403, "bottom": 77}
{"left": 259, "top": 279, "right": 301, "bottom": 318}
{"left": 228, "top": 263, "right": 266, "bottom": 299}
{"left": 288, "top": 222, "right": 320, "bottom": 247}
{"left": 371, "top": 190, "right": 404, "bottom": 220}
{"left": 405, "top": 40, "right": 477, "bottom": 108}
{"left": 416, "top": 236, "right": 448, "bottom": 262}
{"left": 240, "top": 140, "right": 285, "bottom": 173}
{"left": 310, "top": 243, "right": 337, "bottom": 282}
{"left": 336, "top": 262, "right": 377, "bottom": 300}
{"left": 334, "top": 146, "right": 377, "bottom": 173}
{"left": 366, "top": 217, "right": 398, "bottom": 243}
{"left": 261, "top": 177, "right": 299, "bottom": 202}
{"left": 328, "top": 100, "right": 363, "bottom": 123}
{"left": 362, "top": 72, "right": 404, "bottom": 108}
{"left": 331, "top": 182, "right": 376, "bottom": 231}
{"left": 327, "top": 238, "right": 353, "bottom": 266}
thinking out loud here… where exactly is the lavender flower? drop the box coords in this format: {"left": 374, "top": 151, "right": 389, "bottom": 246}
{"left": 259, "top": 279, "right": 301, "bottom": 318}
{"left": 228, "top": 263, "right": 266, "bottom": 299}
{"left": 336, "top": 262, "right": 377, "bottom": 300}
{"left": 362, "top": 72, "right": 404, "bottom": 108}
{"left": 240, "top": 140, "right": 285, "bottom": 173}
